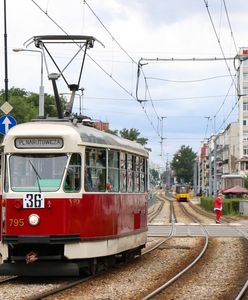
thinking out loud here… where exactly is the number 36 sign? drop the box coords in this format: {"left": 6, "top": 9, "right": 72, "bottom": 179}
{"left": 23, "top": 193, "right": 45, "bottom": 208}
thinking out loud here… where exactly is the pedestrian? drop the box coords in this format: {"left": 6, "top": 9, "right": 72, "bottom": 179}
{"left": 214, "top": 192, "right": 223, "bottom": 224}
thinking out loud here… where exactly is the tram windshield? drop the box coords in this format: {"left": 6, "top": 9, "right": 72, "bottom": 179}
{"left": 8, "top": 154, "right": 68, "bottom": 192}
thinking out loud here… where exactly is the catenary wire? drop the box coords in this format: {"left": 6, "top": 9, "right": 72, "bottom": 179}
{"left": 30, "top": 0, "right": 161, "bottom": 138}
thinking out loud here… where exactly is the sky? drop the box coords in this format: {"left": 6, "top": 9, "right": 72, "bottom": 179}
{"left": 1, "top": 0, "right": 248, "bottom": 167}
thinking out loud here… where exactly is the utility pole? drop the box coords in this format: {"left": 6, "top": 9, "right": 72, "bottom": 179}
{"left": 208, "top": 144, "right": 212, "bottom": 196}
{"left": 193, "top": 158, "right": 197, "bottom": 195}
{"left": 213, "top": 136, "right": 217, "bottom": 196}
{"left": 160, "top": 116, "right": 166, "bottom": 158}
{"left": 4, "top": 0, "right": 8, "bottom": 102}
{"left": 197, "top": 156, "right": 201, "bottom": 195}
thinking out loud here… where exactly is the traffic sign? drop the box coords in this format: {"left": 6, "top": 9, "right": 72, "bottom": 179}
{"left": 0, "top": 102, "right": 13, "bottom": 115}
{"left": 0, "top": 115, "right": 17, "bottom": 135}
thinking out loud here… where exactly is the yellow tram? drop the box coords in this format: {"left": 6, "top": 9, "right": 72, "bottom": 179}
{"left": 175, "top": 184, "right": 190, "bottom": 202}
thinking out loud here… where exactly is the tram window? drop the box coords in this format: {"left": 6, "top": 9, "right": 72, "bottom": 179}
{"left": 127, "top": 154, "right": 134, "bottom": 192}
{"left": 64, "top": 153, "right": 81, "bottom": 192}
{"left": 9, "top": 154, "right": 67, "bottom": 192}
{"left": 134, "top": 156, "right": 140, "bottom": 192}
{"left": 120, "top": 152, "right": 127, "bottom": 192}
{"left": 85, "top": 148, "right": 106, "bottom": 192}
{"left": 4, "top": 155, "right": 9, "bottom": 193}
{"left": 108, "top": 150, "right": 119, "bottom": 192}
{"left": 140, "top": 158, "right": 146, "bottom": 192}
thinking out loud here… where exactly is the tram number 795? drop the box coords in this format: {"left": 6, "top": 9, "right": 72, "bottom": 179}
{"left": 23, "top": 193, "right": 45, "bottom": 208}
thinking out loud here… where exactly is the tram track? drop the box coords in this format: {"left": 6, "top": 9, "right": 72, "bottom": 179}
{"left": 146, "top": 193, "right": 248, "bottom": 300}
{"left": 186, "top": 198, "right": 248, "bottom": 299}
{"left": 177, "top": 196, "right": 248, "bottom": 300}
{"left": 141, "top": 195, "right": 209, "bottom": 299}
{"left": 2, "top": 192, "right": 248, "bottom": 299}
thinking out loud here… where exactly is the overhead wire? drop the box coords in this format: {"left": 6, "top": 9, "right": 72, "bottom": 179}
{"left": 222, "top": 0, "right": 239, "bottom": 54}
{"left": 145, "top": 74, "right": 232, "bottom": 83}
{"left": 32, "top": 0, "right": 162, "bottom": 138}
{"left": 203, "top": 0, "right": 240, "bottom": 134}
{"left": 83, "top": 0, "right": 161, "bottom": 136}
{"left": 82, "top": 94, "right": 236, "bottom": 102}
{"left": 203, "top": 0, "right": 237, "bottom": 86}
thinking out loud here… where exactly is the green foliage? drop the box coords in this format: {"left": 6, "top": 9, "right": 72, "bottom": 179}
{"left": 244, "top": 175, "right": 248, "bottom": 189}
{"left": 171, "top": 145, "right": 196, "bottom": 184}
{"left": 107, "top": 127, "right": 148, "bottom": 146}
{"left": 106, "top": 129, "right": 119, "bottom": 136}
{"left": 200, "top": 196, "right": 214, "bottom": 211}
{"left": 0, "top": 87, "right": 64, "bottom": 124}
{"left": 0, "top": 87, "right": 37, "bottom": 124}
{"left": 200, "top": 196, "right": 242, "bottom": 215}
{"left": 150, "top": 168, "right": 159, "bottom": 181}
{"left": 119, "top": 128, "right": 148, "bottom": 146}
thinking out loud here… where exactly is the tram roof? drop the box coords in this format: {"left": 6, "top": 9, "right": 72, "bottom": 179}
{"left": 3, "top": 120, "right": 149, "bottom": 157}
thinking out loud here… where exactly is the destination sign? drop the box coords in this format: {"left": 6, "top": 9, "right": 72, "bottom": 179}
{"left": 15, "top": 138, "right": 63, "bottom": 149}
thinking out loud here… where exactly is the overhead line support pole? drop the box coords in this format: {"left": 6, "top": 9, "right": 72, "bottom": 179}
{"left": 4, "top": 0, "right": 8, "bottom": 102}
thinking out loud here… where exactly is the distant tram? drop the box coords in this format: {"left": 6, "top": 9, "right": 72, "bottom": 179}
{"left": 175, "top": 184, "right": 190, "bottom": 202}
{"left": 0, "top": 119, "right": 149, "bottom": 276}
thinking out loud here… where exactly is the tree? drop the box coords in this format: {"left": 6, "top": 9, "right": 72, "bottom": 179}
{"left": 149, "top": 168, "right": 160, "bottom": 186}
{"left": 0, "top": 87, "right": 37, "bottom": 124}
{"left": 119, "top": 128, "right": 148, "bottom": 146}
{"left": 171, "top": 145, "right": 197, "bottom": 184}
{"left": 0, "top": 87, "right": 64, "bottom": 124}
{"left": 106, "top": 128, "right": 119, "bottom": 136}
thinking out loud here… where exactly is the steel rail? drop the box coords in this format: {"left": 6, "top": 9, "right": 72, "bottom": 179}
{"left": 184, "top": 198, "right": 248, "bottom": 299}
{"left": 142, "top": 199, "right": 209, "bottom": 300}
{"left": 25, "top": 276, "right": 93, "bottom": 300}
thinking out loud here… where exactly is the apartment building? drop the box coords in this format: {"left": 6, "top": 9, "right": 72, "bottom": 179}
{"left": 196, "top": 48, "right": 248, "bottom": 194}
{"left": 238, "top": 47, "right": 248, "bottom": 174}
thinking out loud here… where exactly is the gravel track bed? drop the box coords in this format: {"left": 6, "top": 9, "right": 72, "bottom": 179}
{"left": 0, "top": 278, "right": 66, "bottom": 300}
{"left": 179, "top": 202, "right": 215, "bottom": 224}
{"left": 173, "top": 201, "right": 194, "bottom": 224}
{"left": 44, "top": 237, "right": 204, "bottom": 299}
{"left": 155, "top": 237, "right": 248, "bottom": 300}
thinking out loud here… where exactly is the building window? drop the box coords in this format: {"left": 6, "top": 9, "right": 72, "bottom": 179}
{"left": 243, "top": 103, "right": 248, "bottom": 111}
{"left": 244, "top": 147, "right": 248, "bottom": 156}
{"left": 243, "top": 88, "right": 248, "bottom": 95}
{"left": 243, "top": 59, "right": 248, "bottom": 67}
{"left": 243, "top": 133, "right": 248, "bottom": 141}
{"left": 244, "top": 73, "right": 248, "bottom": 81}
{"left": 242, "top": 161, "right": 248, "bottom": 170}
{"left": 243, "top": 118, "right": 248, "bottom": 126}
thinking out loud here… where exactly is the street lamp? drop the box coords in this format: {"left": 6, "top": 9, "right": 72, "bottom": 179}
{"left": 13, "top": 48, "right": 44, "bottom": 118}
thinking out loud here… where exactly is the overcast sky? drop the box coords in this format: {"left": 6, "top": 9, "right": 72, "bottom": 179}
{"left": 1, "top": 0, "right": 248, "bottom": 166}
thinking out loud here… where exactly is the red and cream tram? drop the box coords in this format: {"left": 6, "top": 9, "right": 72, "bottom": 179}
{"left": 0, "top": 119, "right": 149, "bottom": 276}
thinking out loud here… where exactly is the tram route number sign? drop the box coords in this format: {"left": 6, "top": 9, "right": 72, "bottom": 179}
{"left": 23, "top": 193, "right": 45, "bottom": 208}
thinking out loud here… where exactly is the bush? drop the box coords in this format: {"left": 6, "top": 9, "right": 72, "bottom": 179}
{"left": 200, "top": 196, "right": 245, "bottom": 215}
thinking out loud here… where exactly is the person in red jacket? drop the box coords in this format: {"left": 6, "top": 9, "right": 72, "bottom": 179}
{"left": 214, "top": 192, "right": 223, "bottom": 224}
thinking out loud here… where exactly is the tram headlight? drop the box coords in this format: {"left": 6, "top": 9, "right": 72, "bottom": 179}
{"left": 28, "top": 214, "right": 40, "bottom": 226}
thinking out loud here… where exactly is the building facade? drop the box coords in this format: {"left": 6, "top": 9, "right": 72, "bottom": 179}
{"left": 238, "top": 47, "right": 248, "bottom": 174}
